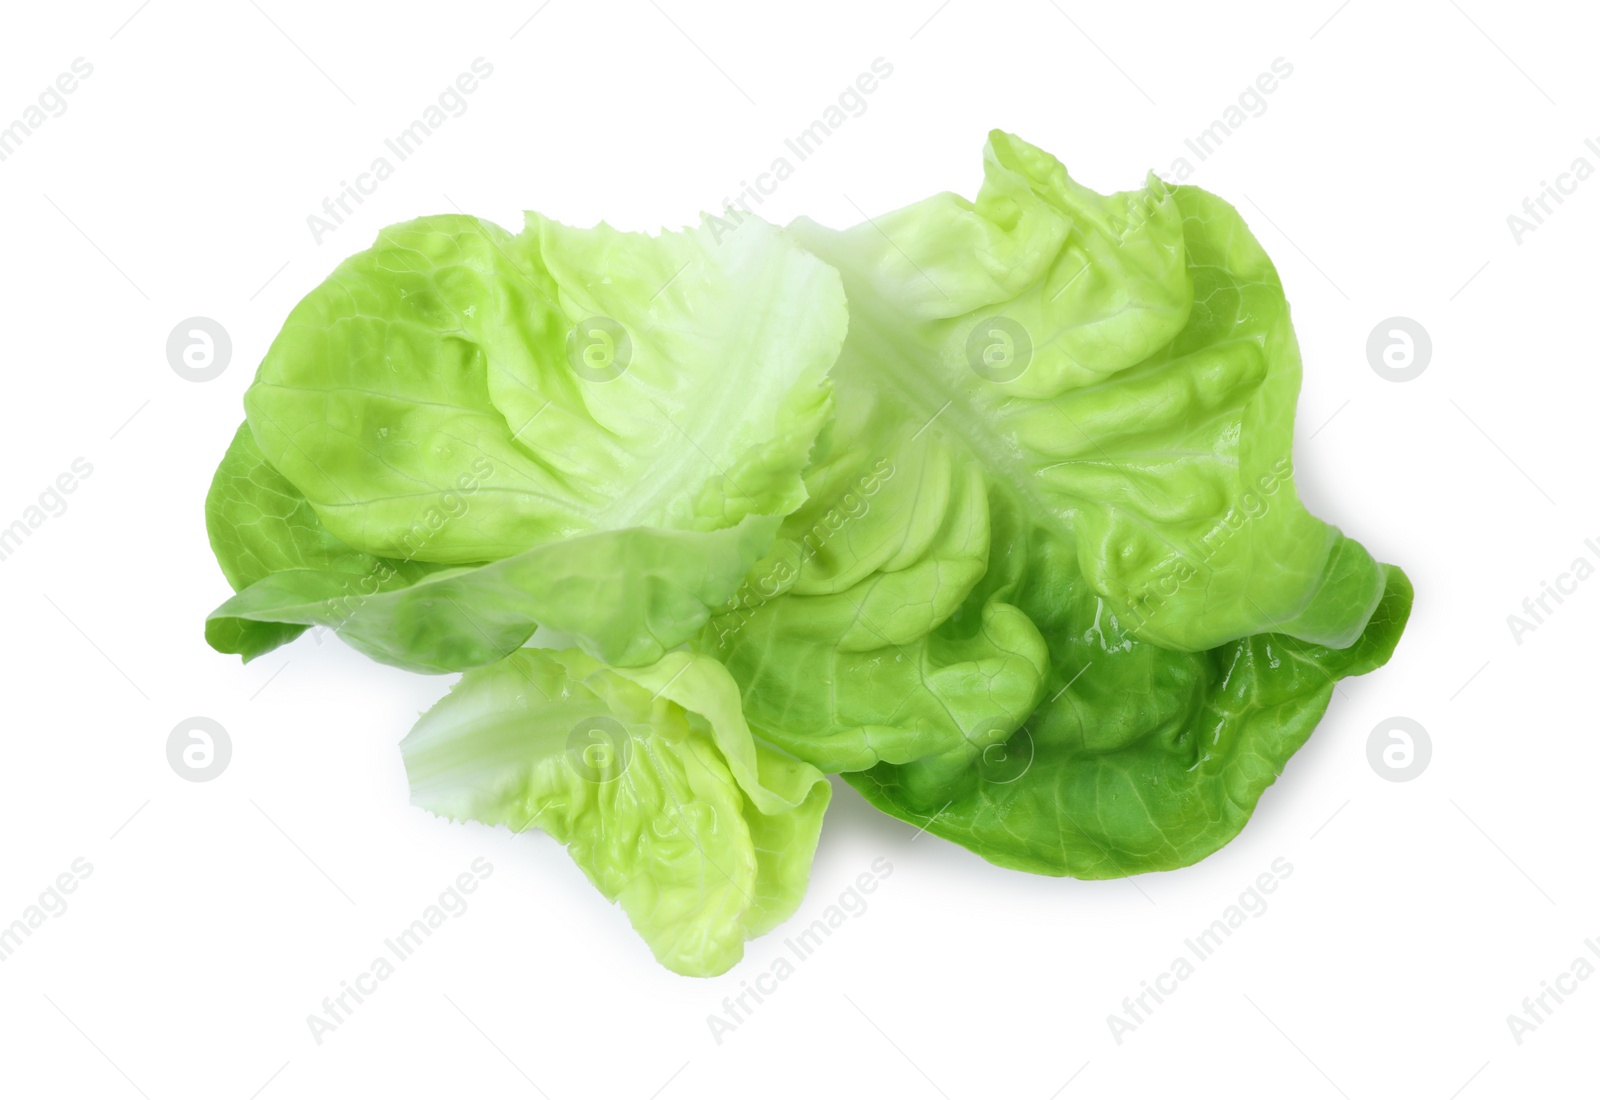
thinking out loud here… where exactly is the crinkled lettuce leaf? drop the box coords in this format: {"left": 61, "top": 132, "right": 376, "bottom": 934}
{"left": 206, "top": 211, "right": 845, "bottom": 669}
{"left": 202, "top": 129, "right": 1413, "bottom": 962}
{"left": 701, "top": 131, "right": 1405, "bottom": 873}
{"left": 788, "top": 131, "right": 1385, "bottom": 652}
{"left": 399, "top": 649, "right": 829, "bottom": 976}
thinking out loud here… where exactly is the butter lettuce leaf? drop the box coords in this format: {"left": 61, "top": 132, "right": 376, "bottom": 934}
{"left": 201, "top": 130, "right": 1413, "bottom": 965}
{"left": 400, "top": 649, "right": 829, "bottom": 976}
{"left": 206, "top": 212, "right": 845, "bottom": 669}
{"left": 787, "top": 130, "right": 1385, "bottom": 653}
{"left": 701, "top": 132, "right": 1406, "bottom": 877}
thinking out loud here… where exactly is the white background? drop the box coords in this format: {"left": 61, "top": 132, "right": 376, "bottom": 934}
{"left": 1, "top": 1, "right": 1594, "bottom": 1097}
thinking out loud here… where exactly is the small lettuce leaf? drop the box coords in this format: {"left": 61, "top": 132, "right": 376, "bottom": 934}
{"left": 399, "top": 649, "right": 830, "bottom": 976}
{"left": 207, "top": 211, "right": 845, "bottom": 669}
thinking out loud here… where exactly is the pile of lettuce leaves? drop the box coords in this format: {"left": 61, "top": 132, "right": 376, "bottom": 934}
{"left": 205, "top": 131, "right": 1410, "bottom": 977}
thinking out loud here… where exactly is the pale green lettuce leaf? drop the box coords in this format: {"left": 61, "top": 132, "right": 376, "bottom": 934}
{"left": 399, "top": 649, "right": 830, "bottom": 976}
{"left": 207, "top": 211, "right": 845, "bottom": 669}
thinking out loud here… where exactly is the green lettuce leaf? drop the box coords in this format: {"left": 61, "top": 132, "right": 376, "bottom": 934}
{"left": 787, "top": 130, "right": 1385, "bottom": 652}
{"left": 200, "top": 129, "right": 1414, "bottom": 967}
{"left": 699, "top": 132, "right": 1405, "bottom": 875}
{"left": 400, "top": 649, "right": 829, "bottom": 976}
{"left": 206, "top": 211, "right": 846, "bottom": 669}
{"left": 845, "top": 532, "right": 1412, "bottom": 876}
